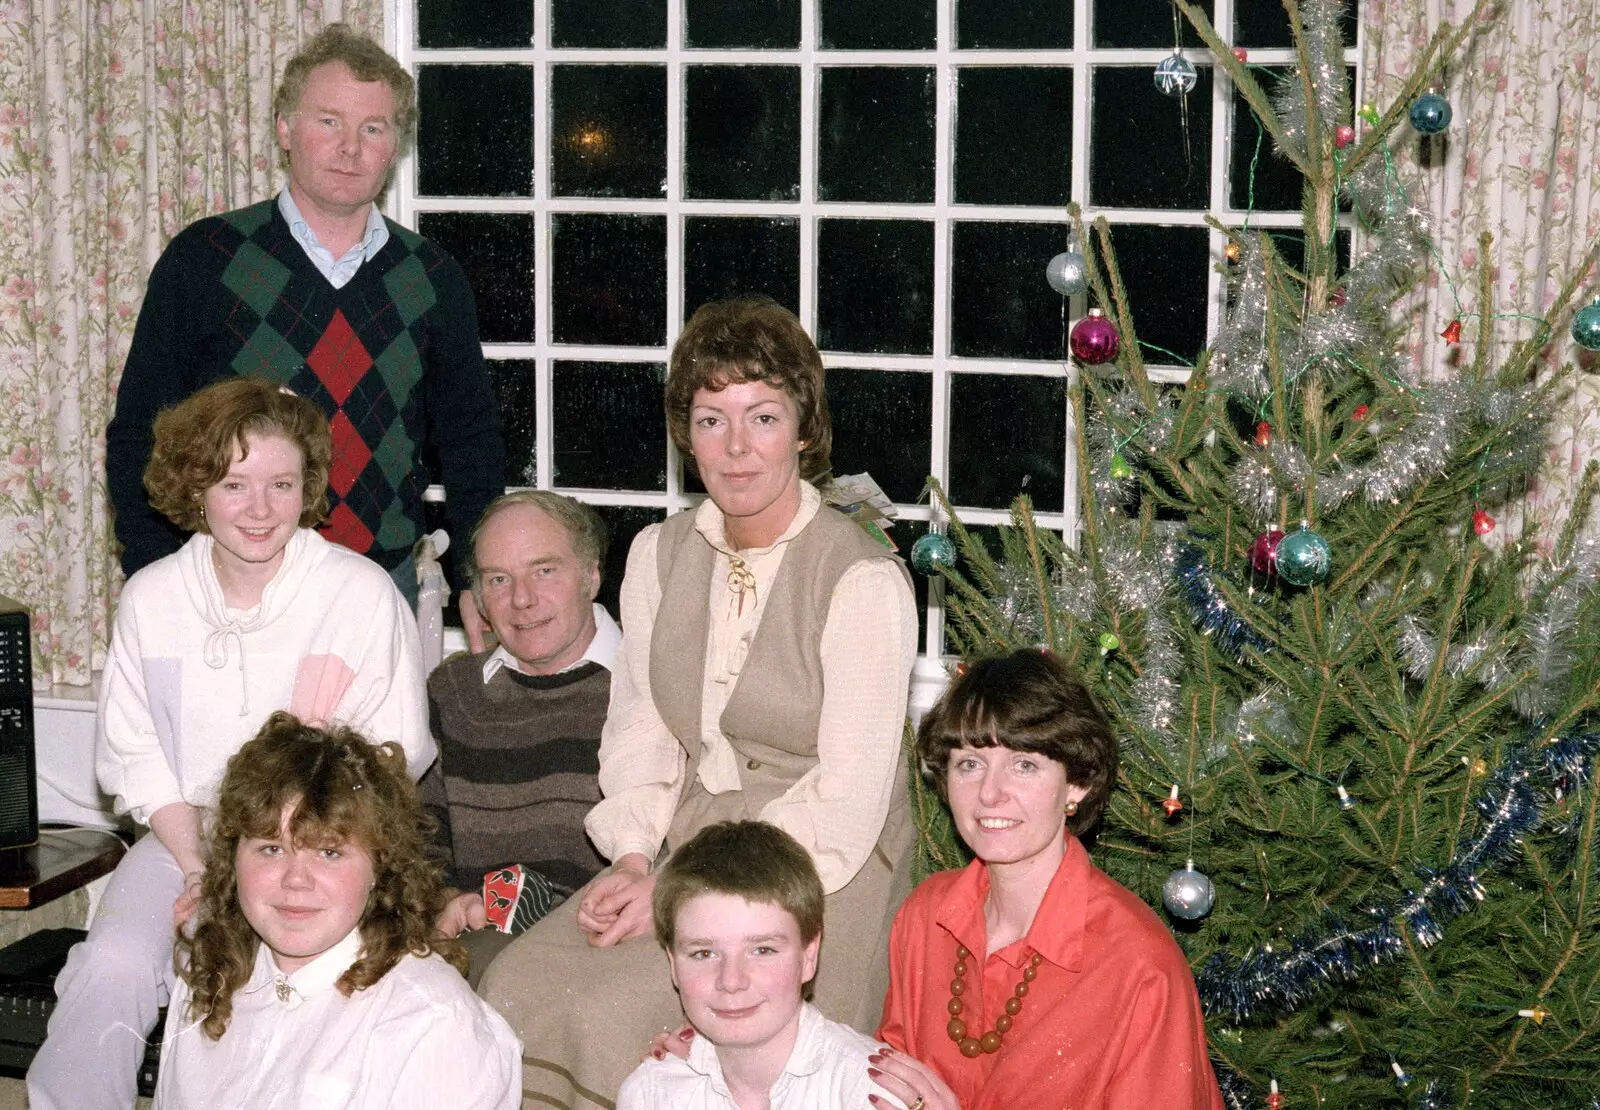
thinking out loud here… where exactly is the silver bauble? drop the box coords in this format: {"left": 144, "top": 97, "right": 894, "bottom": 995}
{"left": 1162, "top": 862, "right": 1216, "bottom": 920}
{"left": 1045, "top": 251, "right": 1088, "bottom": 297}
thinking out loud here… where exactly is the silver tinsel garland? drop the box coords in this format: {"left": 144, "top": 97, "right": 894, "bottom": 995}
{"left": 1268, "top": 0, "right": 1349, "bottom": 162}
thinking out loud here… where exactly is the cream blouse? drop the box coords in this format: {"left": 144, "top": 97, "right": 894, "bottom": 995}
{"left": 585, "top": 483, "right": 918, "bottom": 893}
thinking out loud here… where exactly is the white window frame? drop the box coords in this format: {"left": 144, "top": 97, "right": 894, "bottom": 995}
{"left": 390, "top": 0, "right": 1361, "bottom": 688}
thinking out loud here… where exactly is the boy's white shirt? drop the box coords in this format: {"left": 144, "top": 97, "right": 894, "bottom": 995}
{"left": 615, "top": 1003, "right": 898, "bottom": 1110}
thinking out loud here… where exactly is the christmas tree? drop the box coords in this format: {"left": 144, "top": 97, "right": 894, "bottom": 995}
{"left": 912, "top": 0, "right": 1600, "bottom": 1106}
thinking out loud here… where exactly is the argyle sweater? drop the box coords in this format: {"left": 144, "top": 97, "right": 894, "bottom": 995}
{"left": 107, "top": 198, "right": 504, "bottom": 578}
{"left": 420, "top": 651, "right": 611, "bottom": 898}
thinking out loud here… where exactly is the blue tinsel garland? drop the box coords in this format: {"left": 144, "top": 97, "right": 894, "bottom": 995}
{"left": 1196, "top": 734, "right": 1599, "bottom": 1025}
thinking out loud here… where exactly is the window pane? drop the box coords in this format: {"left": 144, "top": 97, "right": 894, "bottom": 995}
{"left": 686, "top": 0, "right": 800, "bottom": 48}
{"left": 553, "top": 0, "right": 665, "bottom": 48}
{"left": 1235, "top": 0, "right": 1356, "bottom": 48}
{"left": 417, "top": 0, "right": 532, "bottom": 48}
{"left": 819, "top": 0, "right": 934, "bottom": 49}
{"left": 817, "top": 219, "right": 934, "bottom": 356}
{"left": 948, "top": 373, "right": 1067, "bottom": 512}
{"left": 1094, "top": 0, "right": 1211, "bottom": 48}
{"left": 1244, "top": 228, "right": 1352, "bottom": 279}
{"left": 685, "top": 66, "right": 800, "bottom": 201}
{"left": 826, "top": 368, "right": 933, "bottom": 505}
{"left": 818, "top": 67, "right": 936, "bottom": 204}
{"left": 1090, "top": 65, "right": 1213, "bottom": 210}
{"left": 551, "top": 214, "right": 666, "bottom": 347}
{"left": 955, "top": 67, "right": 1073, "bottom": 207}
{"left": 488, "top": 359, "right": 537, "bottom": 487}
{"left": 1229, "top": 67, "right": 1305, "bottom": 212}
{"left": 553, "top": 362, "right": 667, "bottom": 491}
{"left": 957, "top": 0, "right": 1072, "bottom": 49}
{"left": 951, "top": 221, "right": 1071, "bottom": 360}
{"left": 593, "top": 506, "right": 667, "bottom": 622}
{"left": 551, "top": 66, "right": 667, "bottom": 199}
{"left": 417, "top": 65, "right": 534, "bottom": 197}
{"left": 1106, "top": 223, "right": 1210, "bottom": 365}
{"left": 684, "top": 217, "right": 800, "bottom": 318}
{"left": 416, "top": 212, "right": 535, "bottom": 344}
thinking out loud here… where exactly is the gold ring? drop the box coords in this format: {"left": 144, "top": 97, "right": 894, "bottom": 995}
{"left": 909, "top": 1099, "right": 926, "bottom": 1110}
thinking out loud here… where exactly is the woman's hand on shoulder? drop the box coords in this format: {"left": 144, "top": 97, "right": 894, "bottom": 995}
{"left": 867, "top": 1045, "right": 960, "bottom": 1110}
{"left": 436, "top": 890, "right": 488, "bottom": 938}
{"left": 576, "top": 855, "right": 656, "bottom": 946}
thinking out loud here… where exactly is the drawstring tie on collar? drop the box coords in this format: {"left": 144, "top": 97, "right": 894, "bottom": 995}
{"left": 203, "top": 619, "right": 255, "bottom": 717}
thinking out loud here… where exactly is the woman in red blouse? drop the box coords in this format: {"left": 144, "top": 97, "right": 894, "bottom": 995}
{"left": 869, "top": 650, "right": 1224, "bottom": 1110}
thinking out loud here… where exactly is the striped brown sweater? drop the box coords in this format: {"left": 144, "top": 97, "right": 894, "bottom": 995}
{"left": 421, "top": 651, "right": 610, "bottom": 899}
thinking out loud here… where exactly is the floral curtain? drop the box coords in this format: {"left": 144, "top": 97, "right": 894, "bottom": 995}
{"left": 1361, "top": 0, "right": 1600, "bottom": 549}
{"left": 0, "top": 0, "right": 382, "bottom": 687}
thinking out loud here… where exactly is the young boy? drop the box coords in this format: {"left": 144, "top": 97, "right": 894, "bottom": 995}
{"left": 616, "top": 821, "right": 892, "bottom": 1110}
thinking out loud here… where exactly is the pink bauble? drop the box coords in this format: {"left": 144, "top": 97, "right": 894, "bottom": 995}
{"left": 1070, "top": 310, "right": 1120, "bottom": 365}
{"left": 1249, "top": 528, "right": 1286, "bottom": 573}
{"left": 1334, "top": 124, "right": 1355, "bottom": 149}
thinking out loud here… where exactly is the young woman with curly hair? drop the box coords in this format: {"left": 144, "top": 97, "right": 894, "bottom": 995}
{"left": 28, "top": 377, "right": 432, "bottom": 1110}
{"left": 154, "top": 712, "right": 520, "bottom": 1109}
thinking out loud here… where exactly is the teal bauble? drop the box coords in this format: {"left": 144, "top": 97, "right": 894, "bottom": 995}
{"left": 1275, "top": 527, "right": 1333, "bottom": 587}
{"left": 1572, "top": 300, "right": 1600, "bottom": 351}
{"left": 1409, "top": 92, "right": 1452, "bottom": 135}
{"left": 910, "top": 532, "right": 957, "bottom": 576}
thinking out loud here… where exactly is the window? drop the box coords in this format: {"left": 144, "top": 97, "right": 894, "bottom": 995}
{"left": 397, "top": 0, "right": 1359, "bottom": 655}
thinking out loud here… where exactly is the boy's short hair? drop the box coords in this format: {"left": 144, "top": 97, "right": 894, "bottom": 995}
{"left": 652, "top": 821, "right": 824, "bottom": 949}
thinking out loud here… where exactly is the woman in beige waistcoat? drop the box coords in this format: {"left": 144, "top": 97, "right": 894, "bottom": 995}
{"left": 478, "top": 297, "right": 918, "bottom": 1108}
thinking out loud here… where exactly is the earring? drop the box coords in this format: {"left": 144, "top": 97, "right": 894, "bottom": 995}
{"left": 1064, "top": 799, "right": 1079, "bottom": 817}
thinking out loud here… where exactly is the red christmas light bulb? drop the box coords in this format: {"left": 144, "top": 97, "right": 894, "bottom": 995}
{"left": 1266, "top": 1079, "right": 1285, "bottom": 1110}
{"left": 1472, "top": 509, "right": 1496, "bottom": 536}
{"left": 1334, "top": 124, "right": 1355, "bottom": 149}
{"left": 1232, "top": 47, "right": 1249, "bottom": 64}
{"left": 1441, "top": 319, "right": 1463, "bottom": 344}
{"left": 1353, "top": 403, "right": 1370, "bottom": 421}
{"left": 1161, "top": 784, "right": 1184, "bottom": 817}
{"left": 1254, "top": 421, "right": 1272, "bottom": 448}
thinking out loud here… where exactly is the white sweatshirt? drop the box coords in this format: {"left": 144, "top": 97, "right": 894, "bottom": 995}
{"left": 97, "top": 529, "right": 434, "bottom": 823}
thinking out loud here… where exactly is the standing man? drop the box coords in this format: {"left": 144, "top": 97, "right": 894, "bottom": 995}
{"left": 106, "top": 23, "right": 503, "bottom": 625}
{"left": 425, "top": 491, "right": 620, "bottom": 984}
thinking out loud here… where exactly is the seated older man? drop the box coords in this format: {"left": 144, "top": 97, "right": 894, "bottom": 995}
{"left": 423, "top": 491, "right": 620, "bottom": 985}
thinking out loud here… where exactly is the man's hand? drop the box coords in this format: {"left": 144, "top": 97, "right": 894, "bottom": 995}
{"left": 577, "top": 856, "right": 655, "bottom": 947}
{"left": 460, "top": 588, "right": 490, "bottom": 655}
{"left": 436, "top": 890, "right": 488, "bottom": 937}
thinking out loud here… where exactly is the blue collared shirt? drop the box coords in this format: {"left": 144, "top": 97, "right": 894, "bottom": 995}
{"left": 277, "top": 190, "right": 389, "bottom": 289}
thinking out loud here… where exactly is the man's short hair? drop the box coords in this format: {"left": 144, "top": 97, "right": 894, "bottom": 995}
{"left": 465, "top": 490, "right": 608, "bottom": 595}
{"left": 652, "top": 821, "right": 824, "bottom": 950}
{"left": 274, "top": 23, "right": 417, "bottom": 160}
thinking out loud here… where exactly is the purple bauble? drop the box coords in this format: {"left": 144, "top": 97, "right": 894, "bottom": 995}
{"left": 1249, "top": 528, "right": 1286, "bottom": 574}
{"left": 1070, "top": 309, "right": 1120, "bottom": 365}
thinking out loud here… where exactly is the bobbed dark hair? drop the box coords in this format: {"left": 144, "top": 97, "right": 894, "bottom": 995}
{"left": 916, "top": 649, "right": 1118, "bottom": 837}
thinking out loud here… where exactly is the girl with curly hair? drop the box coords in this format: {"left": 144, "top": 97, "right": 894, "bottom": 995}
{"left": 29, "top": 377, "right": 432, "bottom": 1110}
{"left": 154, "top": 712, "right": 520, "bottom": 1109}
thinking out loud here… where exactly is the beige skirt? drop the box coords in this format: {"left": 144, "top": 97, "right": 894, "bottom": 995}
{"left": 477, "top": 783, "right": 913, "bottom": 1110}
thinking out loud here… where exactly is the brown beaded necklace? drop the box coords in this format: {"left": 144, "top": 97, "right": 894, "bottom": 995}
{"left": 944, "top": 944, "right": 1043, "bottom": 1058}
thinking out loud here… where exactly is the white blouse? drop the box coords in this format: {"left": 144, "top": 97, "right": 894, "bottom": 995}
{"left": 154, "top": 930, "right": 522, "bottom": 1110}
{"left": 586, "top": 483, "right": 919, "bottom": 894}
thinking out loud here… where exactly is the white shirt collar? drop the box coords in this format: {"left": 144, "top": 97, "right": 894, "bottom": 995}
{"left": 277, "top": 189, "right": 389, "bottom": 285}
{"left": 480, "top": 603, "right": 621, "bottom": 684}
{"left": 683, "top": 1002, "right": 828, "bottom": 1087}
{"left": 693, "top": 482, "right": 822, "bottom": 559}
{"left": 241, "top": 926, "right": 363, "bottom": 1009}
